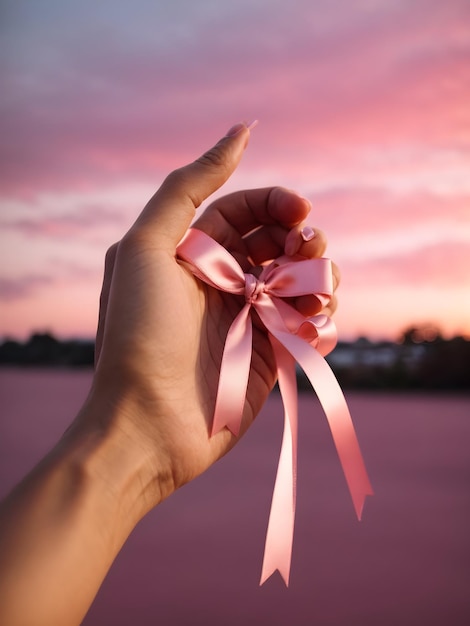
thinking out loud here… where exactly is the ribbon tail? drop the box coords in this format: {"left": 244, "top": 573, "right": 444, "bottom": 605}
{"left": 260, "top": 337, "right": 298, "bottom": 587}
{"left": 300, "top": 347, "right": 374, "bottom": 518}
{"left": 212, "top": 304, "right": 252, "bottom": 436}
{"left": 277, "top": 332, "right": 373, "bottom": 519}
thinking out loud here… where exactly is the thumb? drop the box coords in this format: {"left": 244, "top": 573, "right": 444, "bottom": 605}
{"left": 134, "top": 122, "right": 255, "bottom": 248}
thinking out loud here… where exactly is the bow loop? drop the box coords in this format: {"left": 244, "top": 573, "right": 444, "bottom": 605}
{"left": 297, "top": 314, "right": 338, "bottom": 357}
{"left": 261, "top": 257, "right": 334, "bottom": 300}
{"left": 178, "top": 228, "right": 246, "bottom": 293}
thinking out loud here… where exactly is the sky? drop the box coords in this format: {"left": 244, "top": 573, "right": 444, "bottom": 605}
{"left": 1, "top": 0, "right": 469, "bottom": 341}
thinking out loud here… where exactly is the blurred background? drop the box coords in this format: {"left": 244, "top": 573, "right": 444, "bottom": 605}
{"left": 1, "top": 1, "right": 469, "bottom": 624}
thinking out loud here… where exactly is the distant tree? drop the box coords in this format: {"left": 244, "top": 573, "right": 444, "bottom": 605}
{"left": 24, "top": 332, "right": 62, "bottom": 364}
{"left": 0, "top": 338, "right": 24, "bottom": 364}
{"left": 400, "top": 324, "right": 442, "bottom": 345}
{"left": 417, "top": 335, "right": 470, "bottom": 389}
{"left": 0, "top": 327, "right": 467, "bottom": 387}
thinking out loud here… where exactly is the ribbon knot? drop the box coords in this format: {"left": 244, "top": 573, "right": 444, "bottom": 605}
{"left": 244, "top": 273, "right": 265, "bottom": 303}
{"left": 177, "top": 228, "right": 373, "bottom": 587}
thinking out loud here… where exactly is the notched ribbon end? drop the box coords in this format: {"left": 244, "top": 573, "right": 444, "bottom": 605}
{"left": 211, "top": 413, "right": 242, "bottom": 438}
{"left": 354, "top": 488, "right": 375, "bottom": 521}
{"left": 259, "top": 566, "right": 290, "bottom": 588}
{"left": 211, "top": 423, "right": 241, "bottom": 438}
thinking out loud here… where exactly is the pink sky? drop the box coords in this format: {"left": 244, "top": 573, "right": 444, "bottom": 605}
{"left": 1, "top": 0, "right": 469, "bottom": 341}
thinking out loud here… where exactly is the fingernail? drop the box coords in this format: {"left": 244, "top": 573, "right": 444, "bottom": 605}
{"left": 301, "top": 226, "right": 315, "bottom": 242}
{"left": 246, "top": 119, "right": 259, "bottom": 130}
{"left": 226, "top": 122, "right": 246, "bottom": 137}
{"left": 225, "top": 120, "right": 258, "bottom": 137}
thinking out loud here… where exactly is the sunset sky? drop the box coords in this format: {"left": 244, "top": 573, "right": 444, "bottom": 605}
{"left": 1, "top": 0, "right": 469, "bottom": 341}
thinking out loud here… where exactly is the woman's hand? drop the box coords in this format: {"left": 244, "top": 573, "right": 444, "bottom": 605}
{"left": 0, "top": 123, "right": 339, "bottom": 626}
{"left": 90, "top": 122, "right": 339, "bottom": 510}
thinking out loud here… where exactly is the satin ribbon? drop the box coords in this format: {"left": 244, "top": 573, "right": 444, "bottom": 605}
{"left": 177, "top": 228, "right": 373, "bottom": 586}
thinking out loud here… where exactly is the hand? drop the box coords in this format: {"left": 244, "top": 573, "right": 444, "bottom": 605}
{"left": 0, "top": 122, "right": 340, "bottom": 626}
{"left": 90, "top": 122, "right": 339, "bottom": 510}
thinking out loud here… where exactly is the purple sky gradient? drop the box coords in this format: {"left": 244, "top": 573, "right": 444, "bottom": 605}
{"left": 1, "top": 0, "right": 469, "bottom": 340}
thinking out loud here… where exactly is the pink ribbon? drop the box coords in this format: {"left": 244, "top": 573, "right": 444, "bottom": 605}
{"left": 177, "top": 228, "right": 373, "bottom": 586}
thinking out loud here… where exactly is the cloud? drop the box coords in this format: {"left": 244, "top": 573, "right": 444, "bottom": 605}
{"left": 310, "top": 188, "right": 470, "bottom": 238}
{"left": 343, "top": 240, "right": 470, "bottom": 288}
{"left": 0, "top": 0, "right": 468, "bottom": 196}
{"left": 0, "top": 275, "right": 53, "bottom": 301}
{"left": 0, "top": 205, "right": 126, "bottom": 239}
{"left": 0, "top": 259, "right": 102, "bottom": 302}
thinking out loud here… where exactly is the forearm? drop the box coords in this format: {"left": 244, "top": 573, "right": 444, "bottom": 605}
{"left": 0, "top": 395, "right": 161, "bottom": 626}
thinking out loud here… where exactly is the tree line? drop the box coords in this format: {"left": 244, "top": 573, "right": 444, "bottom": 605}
{"left": 0, "top": 326, "right": 469, "bottom": 391}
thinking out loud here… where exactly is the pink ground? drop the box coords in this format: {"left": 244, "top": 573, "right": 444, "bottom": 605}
{"left": 1, "top": 369, "right": 469, "bottom": 625}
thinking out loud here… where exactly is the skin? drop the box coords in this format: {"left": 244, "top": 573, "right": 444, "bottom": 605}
{"left": 0, "top": 123, "right": 339, "bottom": 626}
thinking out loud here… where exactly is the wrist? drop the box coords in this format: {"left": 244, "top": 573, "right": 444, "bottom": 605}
{"left": 63, "top": 384, "right": 173, "bottom": 525}
{"left": 0, "top": 383, "right": 169, "bottom": 626}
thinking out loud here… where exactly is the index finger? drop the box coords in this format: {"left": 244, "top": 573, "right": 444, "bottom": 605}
{"left": 193, "top": 187, "right": 312, "bottom": 250}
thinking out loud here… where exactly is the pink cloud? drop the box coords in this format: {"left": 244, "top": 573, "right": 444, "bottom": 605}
{"left": 309, "top": 188, "right": 470, "bottom": 239}
{"left": 1, "top": 0, "right": 468, "bottom": 197}
{"left": 0, "top": 260, "right": 102, "bottom": 303}
{"left": 0, "top": 206, "right": 126, "bottom": 239}
{"left": 0, "top": 275, "right": 53, "bottom": 301}
{"left": 343, "top": 240, "right": 470, "bottom": 288}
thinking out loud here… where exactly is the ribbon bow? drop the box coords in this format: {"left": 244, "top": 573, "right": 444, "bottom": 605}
{"left": 177, "top": 228, "right": 373, "bottom": 586}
